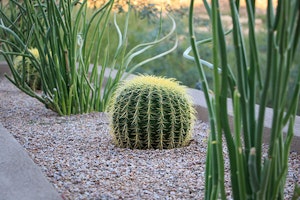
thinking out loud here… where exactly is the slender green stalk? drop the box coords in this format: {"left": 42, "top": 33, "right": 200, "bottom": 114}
{"left": 233, "top": 89, "right": 247, "bottom": 199}
{"left": 189, "top": 0, "right": 222, "bottom": 198}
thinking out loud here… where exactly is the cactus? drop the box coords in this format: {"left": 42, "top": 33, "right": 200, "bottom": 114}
{"left": 14, "top": 48, "right": 41, "bottom": 90}
{"left": 109, "top": 75, "right": 195, "bottom": 149}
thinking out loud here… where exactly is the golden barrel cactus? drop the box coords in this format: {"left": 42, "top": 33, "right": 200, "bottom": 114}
{"left": 109, "top": 75, "right": 195, "bottom": 149}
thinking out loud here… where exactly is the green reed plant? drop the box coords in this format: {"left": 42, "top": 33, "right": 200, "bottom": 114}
{"left": 0, "top": 0, "right": 176, "bottom": 115}
{"left": 186, "top": 0, "right": 300, "bottom": 199}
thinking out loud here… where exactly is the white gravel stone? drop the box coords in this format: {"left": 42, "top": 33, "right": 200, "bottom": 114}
{"left": 0, "top": 78, "right": 299, "bottom": 200}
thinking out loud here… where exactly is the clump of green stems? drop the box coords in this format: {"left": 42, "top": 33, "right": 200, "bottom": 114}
{"left": 185, "top": 0, "right": 300, "bottom": 199}
{"left": 0, "top": 0, "right": 177, "bottom": 115}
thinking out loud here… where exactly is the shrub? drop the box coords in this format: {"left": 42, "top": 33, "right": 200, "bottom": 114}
{"left": 108, "top": 75, "right": 195, "bottom": 149}
{"left": 0, "top": 0, "right": 177, "bottom": 115}
{"left": 187, "top": 0, "right": 300, "bottom": 199}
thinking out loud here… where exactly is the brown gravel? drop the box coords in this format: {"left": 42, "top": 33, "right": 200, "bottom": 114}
{"left": 0, "top": 77, "right": 299, "bottom": 200}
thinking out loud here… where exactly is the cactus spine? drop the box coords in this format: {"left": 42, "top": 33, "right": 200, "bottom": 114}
{"left": 109, "top": 75, "right": 195, "bottom": 149}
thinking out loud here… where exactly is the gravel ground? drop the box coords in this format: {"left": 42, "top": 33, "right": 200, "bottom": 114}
{"left": 0, "top": 77, "right": 299, "bottom": 199}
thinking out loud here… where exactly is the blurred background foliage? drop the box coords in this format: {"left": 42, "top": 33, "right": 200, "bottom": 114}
{"left": 1, "top": 0, "right": 299, "bottom": 115}
{"left": 110, "top": 1, "right": 300, "bottom": 116}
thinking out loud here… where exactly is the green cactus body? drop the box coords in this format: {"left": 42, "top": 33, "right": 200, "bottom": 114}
{"left": 14, "top": 48, "right": 41, "bottom": 90}
{"left": 109, "top": 75, "right": 195, "bottom": 149}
